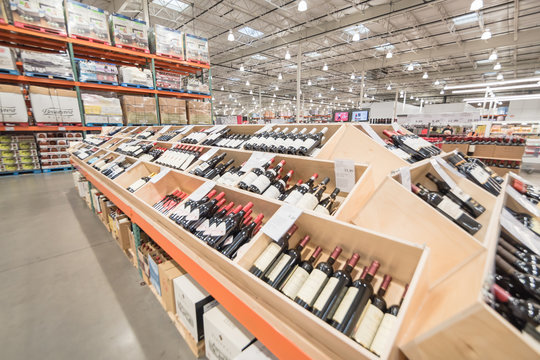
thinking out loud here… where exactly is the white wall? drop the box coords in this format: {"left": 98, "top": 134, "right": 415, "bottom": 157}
{"left": 507, "top": 100, "right": 540, "bottom": 122}
{"left": 363, "top": 101, "right": 419, "bottom": 118}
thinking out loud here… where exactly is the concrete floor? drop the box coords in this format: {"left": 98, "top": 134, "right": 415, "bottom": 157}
{"left": 0, "top": 172, "right": 196, "bottom": 360}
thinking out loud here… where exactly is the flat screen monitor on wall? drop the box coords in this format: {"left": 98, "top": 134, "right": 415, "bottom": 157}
{"left": 351, "top": 110, "right": 369, "bottom": 122}
{"left": 333, "top": 111, "right": 349, "bottom": 122}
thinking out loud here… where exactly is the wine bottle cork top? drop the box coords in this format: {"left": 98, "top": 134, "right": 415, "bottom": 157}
{"left": 216, "top": 198, "right": 226, "bottom": 208}
{"left": 381, "top": 274, "right": 392, "bottom": 290}
{"left": 331, "top": 246, "right": 342, "bottom": 259}
{"left": 312, "top": 173, "right": 319, "bottom": 179}
{"left": 254, "top": 213, "right": 264, "bottom": 223}
{"left": 360, "top": 266, "right": 368, "bottom": 279}
{"left": 492, "top": 283, "right": 510, "bottom": 303}
{"left": 243, "top": 202, "right": 254, "bottom": 211}
{"left": 224, "top": 201, "right": 234, "bottom": 210}
{"left": 215, "top": 192, "right": 226, "bottom": 200}
{"left": 411, "top": 184, "right": 421, "bottom": 194}
{"left": 312, "top": 246, "right": 322, "bottom": 258}
{"left": 368, "top": 260, "right": 380, "bottom": 276}
{"left": 232, "top": 205, "right": 242, "bottom": 214}
{"left": 347, "top": 253, "right": 360, "bottom": 267}
{"left": 299, "top": 235, "right": 311, "bottom": 247}
{"left": 206, "top": 189, "right": 217, "bottom": 198}
{"left": 286, "top": 224, "right": 298, "bottom": 235}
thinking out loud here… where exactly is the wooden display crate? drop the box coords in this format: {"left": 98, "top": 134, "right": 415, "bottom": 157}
{"left": 401, "top": 174, "right": 540, "bottom": 359}
{"left": 113, "top": 161, "right": 162, "bottom": 191}
{"left": 440, "top": 143, "right": 469, "bottom": 154}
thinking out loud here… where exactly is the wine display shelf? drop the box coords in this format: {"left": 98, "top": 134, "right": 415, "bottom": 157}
{"left": 400, "top": 172, "right": 540, "bottom": 359}
{"left": 70, "top": 149, "right": 429, "bottom": 360}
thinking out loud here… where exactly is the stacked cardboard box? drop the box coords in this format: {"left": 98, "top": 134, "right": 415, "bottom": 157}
{"left": 78, "top": 60, "right": 118, "bottom": 84}
{"left": 65, "top": 0, "right": 111, "bottom": 43}
{"left": 0, "top": 85, "right": 28, "bottom": 124}
{"left": 9, "top": 0, "right": 66, "bottom": 35}
{"left": 36, "top": 132, "right": 81, "bottom": 169}
{"left": 0, "top": 134, "right": 40, "bottom": 173}
{"left": 185, "top": 34, "right": 209, "bottom": 64}
{"left": 29, "top": 86, "right": 82, "bottom": 124}
{"left": 156, "top": 71, "right": 184, "bottom": 90}
{"left": 153, "top": 25, "right": 184, "bottom": 59}
{"left": 119, "top": 66, "right": 153, "bottom": 87}
{"left": 0, "top": 46, "right": 16, "bottom": 71}
{"left": 110, "top": 14, "right": 149, "bottom": 51}
{"left": 120, "top": 95, "right": 157, "bottom": 125}
{"left": 159, "top": 98, "right": 187, "bottom": 124}
{"left": 21, "top": 50, "right": 73, "bottom": 79}
{"left": 81, "top": 93, "right": 124, "bottom": 125}
{"left": 187, "top": 101, "right": 212, "bottom": 124}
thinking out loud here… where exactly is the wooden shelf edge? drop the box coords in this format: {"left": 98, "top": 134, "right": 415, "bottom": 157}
{"left": 0, "top": 126, "right": 100, "bottom": 131}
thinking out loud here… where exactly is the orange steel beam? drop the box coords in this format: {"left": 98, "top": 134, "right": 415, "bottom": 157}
{"left": 71, "top": 159, "right": 311, "bottom": 360}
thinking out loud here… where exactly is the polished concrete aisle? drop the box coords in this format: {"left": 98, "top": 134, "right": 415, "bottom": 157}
{"left": 0, "top": 172, "right": 196, "bottom": 360}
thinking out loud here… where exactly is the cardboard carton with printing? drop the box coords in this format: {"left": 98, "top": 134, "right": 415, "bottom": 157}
{"left": 9, "top": 0, "right": 66, "bottom": 34}
{"left": 121, "top": 95, "right": 157, "bottom": 125}
{"left": 65, "top": 0, "right": 111, "bottom": 44}
{"left": 159, "top": 98, "right": 187, "bottom": 124}
{"left": 159, "top": 261, "right": 185, "bottom": 313}
{"left": 110, "top": 13, "right": 149, "bottom": 51}
{"left": 0, "top": 85, "right": 29, "bottom": 124}
{"left": 187, "top": 101, "right": 212, "bottom": 124}
{"left": 29, "top": 86, "right": 82, "bottom": 124}
{"left": 153, "top": 24, "right": 184, "bottom": 59}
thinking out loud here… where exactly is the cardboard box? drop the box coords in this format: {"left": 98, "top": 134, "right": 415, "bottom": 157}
{"left": 66, "top": 0, "right": 111, "bottom": 44}
{"left": 187, "top": 101, "right": 212, "bottom": 124}
{"left": 29, "top": 86, "right": 82, "bottom": 124}
{"left": 233, "top": 341, "right": 277, "bottom": 360}
{"left": 159, "top": 98, "right": 187, "bottom": 124}
{"left": 185, "top": 34, "right": 209, "bottom": 64}
{"left": 119, "top": 66, "right": 153, "bottom": 87}
{"left": 203, "top": 305, "right": 255, "bottom": 360}
{"left": 121, "top": 95, "right": 157, "bottom": 124}
{"left": 174, "top": 274, "right": 216, "bottom": 341}
{"left": 111, "top": 13, "right": 149, "bottom": 51}
{"left": 10, "top": 0, "right": 66, "bottom": 34}
{"left": 0, "top": 46, "right": 16, "bottom": 70}
{"left": 492, "top": 145, "right": 525, "bottom": 160}
{"left": 148, "top": 255, "right": 161, "bottom": 295}
{"left": 116, "top": 218, "right": 131, "bottom": 250}
{"left": 153, "top": 24, "right": 184, "bottom": 59}
{"left": 159, "top": 261, "right": 185, "bottom": 313}
{"left": 81, "top": 93, "right": 123, "bottom": 125}
{"left": 0, "top": 85, "right": 28, "bottom": 124}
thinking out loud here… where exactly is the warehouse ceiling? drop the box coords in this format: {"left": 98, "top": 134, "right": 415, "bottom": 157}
{"left": 87, "top": 0, "right": 540, "bottom": 114}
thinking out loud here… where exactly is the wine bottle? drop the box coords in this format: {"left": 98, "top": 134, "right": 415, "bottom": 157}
{"left": 312, "top": 253, "right": 360, "bottom": 321}
{"left": 330, "top": 260, "right": 380, "bottom": 335}
{"left": 254, "top": 127, "right": 281, "bottom": 151}
{"left": 237, "top": 158, "right": 275, "bottom": 190}
{"left": 288, "top": 128, "right": 316, "bottom": 154}
{"left": 269, "top": 128, "right": 296, "bottom": 153}
{"left": 493, "top": 283, "right": 540, "bottom": 327}
{"left": 313, "top": 188, "right": 340, "bottom": 215}
{"left": 282, "top": 128, "right": 307, "bottom": 154}
{"left": 277, "top": 128, "right": 300, "bottom": 153}
{"left": 496, "top": 255, "right": 540, "bottom": 302}
{"left": 249, "top": 224, "right": 298, "bottom": 278}
{"left": 512, "top": 178, "right": 540, "bottom": 203}
{"left": 192, "top": 153, "right": 227, "bottom": 177}
{"left": 280, "top": 246, "right": 322, "bottom": 300}
{"left": 172, "top": 189, "right": 217, "bottom": 224}
{"left": 221, "top": 214, "right": 264, "bottom": 259}
{"left": 187, "top": 197, "right": 226, "bottom": 233}
{"left": 181, "top": 192, "right": 226, "bottom": 229}
{"left": 194, "top": 201, "right": 234, "bottom": 238}
{"left": 296, "top": 177, "right": 330, "bottom": 211}
{"left": 353, "top": 274, "right": 392, "bottom": 348}
{"left": 411, "top": 184, "right": 482, "bottom": 235}
{"left": 204, "top": 159, "right": 235, "bottom": 180}
{"left": 294, "top": 246, "right": 343, "bottom": 310}
{"left": 497, "top": 246, "right": 540, "bottom": 276}
{"left": 382, "top": 130, "right": 430, "bottom": 160}
{"left": 505, "top": 207, "right": 540, "bottom": 237}
{"left": 279, "top": 179, "right": 302, "bottom": 201}
{"left": 498, "top": 238, "right": 540, "bottom": 265}
{"left": 284, "top": 173, "right": 318, "bottom": 205}
{"left": 262, "top": 235, "right": 311, "bottom": 288}
{"left": 447, "top": 153, "right": 501, "bottom": 196}
{"left": 207, "top": 202, "right": 254, "bottom": 248}
{"left": 370, "top": 284, "right": 409, "bottom": 355}
{"left": 297, "top": 127, "right": 328, "bottom": 156}
{"left": 127, "top": 173, "right": 156, "bottom": 193}
{"left": 425, "top": 172, "right": 485, "bottom": 218}
{"left": 248, "top": 160, "right": 285, "bottom": 194}
{"left": 262, "top": 170, "right": 294, "bottom": 200}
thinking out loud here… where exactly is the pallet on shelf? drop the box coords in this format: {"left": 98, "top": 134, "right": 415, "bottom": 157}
{"left": 42, "top": 166, "right": 74, "bottom": 173}
{"left": 13, "top": 22, "right": 67, "bottom": 37}
{"left": 24, "top": 72, "right": 74, "bottom": 81}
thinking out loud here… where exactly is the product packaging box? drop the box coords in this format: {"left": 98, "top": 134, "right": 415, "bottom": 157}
{"left": 29, "top": 86, "right": 82, "bottom": 124}
{"left": 0, "top": 46, "right": 16, "bottom": 71}
{"left": 203, "top": 305, "right": 255, "bottom": 360}
{"left": 0, "top": 85, "right": 29, "bottom": 124}
{"left": 148, "top": 255, "right": 162, "bottom": 295}
{"left": 174, "top": 273, "right": 216, "bottom": 341}
{"left": 233, "top": 341, "right": 278, "bottom": 360}
{"left": 10, "top": 0, "right": 66, "bottom": 34}
{"left": 153, "top": 24, "right": 184, "bottom": 59}
{"left": 81, "top": 93, "right": 124, "bottom": 125}
{"left": 110, "top": 13, "right": 149, "bottom": 52}
{"left": 185, "top": 34, "right": 209, "bottom": 64}
{"left": 186, "top": 77, "right": 209, "bottom": 94}
{"left": 78, "top": 60, "right": 118, "bottom": 84}
{"left": 66, "top": 0, "right": 111, "bottom": 43}
{"left": 119, "top": 66, "right": 153, "bottom": 87}
{"left": 159, "top": 97, "right": 187, "bottom": 124}
{"left": 187, "top": 101, "right": 212, "bottom": 124}
{"left": 155, "top": 70, "right": 184, "bottom": 90}
{"left": 159, "top": 261, "right": 185, "bottom": 313}
{"left": 116, "top": 217, "right": 131, "bottom": 250}
{"left": 120, "top": 95, "right": 157, "bottom": 124}
{"left": 21, "top": 50, "right": 73, "bottom": 79}
{"left": 0, "top": 1, "right": 7, "bottom": 24}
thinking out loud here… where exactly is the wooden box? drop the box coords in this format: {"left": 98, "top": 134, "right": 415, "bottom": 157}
{"left": 440, "top": 143, "right": 469, "bottom": 154}
{"left": 113, "top": 161, "right": 162, "bottom": 192}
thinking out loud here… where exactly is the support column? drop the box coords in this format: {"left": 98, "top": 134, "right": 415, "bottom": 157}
{"left": 142, "top": 0, "right": 150, "bottom": 25}
{"left": 296, "top": 45, "right": 302, "bottom": 122}
{"left": 403, "top": 90, "right": 407, "bottom": 111}
{"left": 359, "top": 70, "right": 365, "bottom": 107}
{"left": 392, "top": 89, "right": 399, "bottom": 122}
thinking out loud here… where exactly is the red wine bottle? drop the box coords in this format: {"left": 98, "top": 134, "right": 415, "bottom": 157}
{"left": 498, "top": 238, "right": 540, "bottom": 264}
{"left": 194, "top": 201, "right": 234, "bottom": 238}
{"left": 411, "top": 184, "right": 482, "bottom": 235}
{"left": 294, "top": 246, "right": 343, "bottom": 310}
{"left": 493, "top": 283, "right": 540, "bottom": 327}
{"left": 312, "top": 253, "right": 360, "bottom": 321}
{"left": 279, "top": 179, "right": 302, "bottom": 201}
{"left": 505, "top": 207, "right": 540, "bottom": 237}
{"left": 221, "top": 214, "right": 264, "bottom": 259}
{"left": 262, "top": 235, "right": 311, "bottom": 288}
{"left": 249, "top": 224, "right": 298, "bottom": 278}
{"left": 498, "top": 246, "right": 540, "bottom": 276}
{"left": 296, "top": 177, "right": 330, "bottom": 211}
{"left": 280, "top": 246, "right": 322, "bottom": 300}
{"left": 262, "top": 170, "right": 294, "bottom": 200}
{"left": 284, "top": 173, "right": 318, "bottom": 205}
{"left": 248, "top": 160, "right": 285, "bottom": 194}
{"left": 330, "top": 260, "right": 380, "bottom": 335}
{"left": 181, "top": 191, "right": 225, "bottom": 228}
{"left": 298, "top": 127, "right": 328, "bottom": 156}
{"left": 382, "top": 130, "right": 429, "bottom": 161}
{"left": 313, "top": 188, "right": 340, "bottom": 215}
{"left": 238, "top": 158, "right": 274, "bottom": 190}
{"left": 353, "top": 274, "right": 392, "bottom": 347}
{"left": 496, "top": 255, "right": 540, "bottom": 302}
{"left": 370, "top": 284, "right": 409, "bottom": 355}
{"left": 201, "top": 204, "right": 241, "bottom": 243}
{"left": 171, "top": 189, "right": 217, "bottom": 223}
{"left": 208, "top": 202, "right": 254, "bottom": 248}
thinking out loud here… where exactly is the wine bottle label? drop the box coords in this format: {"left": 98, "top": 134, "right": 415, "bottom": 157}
{"left": 240, "top": 172, "right": 258, "bottom": 187}
{"left": 332, "top": 287, "right": 359, "bottom": 323}
{"left": 283, "top": 138, "right": 295, "bottom": 148}
{"left": 437, "top": 197, "right": 464, "bottom": 221}
{"left": 402, "top": 138, "right": 422, "bottom": 151}
{"left": 263, "top": 185, "right": 282, "bottom": 200}
{"left": 266, "top": 254, "right": 291, "bottom": 282}
{"left": 281, "top": 267, "right": 309, "bottom": 299}
{"left": 196, "top": 162, "right": 210, "bottom": 173}
{"left": 370, "top": 314, "right": 397, "bottom": 356}
{"left": 302, "top": 138, "right": 316, "bottom": 150}
{"left": 252, "top": 242, "right": 281, "bottom": 273}
{"left": 312, "top": 277, "right": 339, "bottom": 311}
{"left": 221, "top": 235, "right": 234, "bottom": 248}
{"left": 353, "top": 304, "right": 385, "bottom": 347}
{"left": 469, "top": 166, "right": 490, "bottom": 184}
{"left": 195, "top": 219, "right": 210, "bottom": 233}
{"left": 203, "top": 222, "right": 216, "bottom": 236}
{"left": 291, "top": 138, "right": 304, "bottom": 149}
{"left": 251, "top": 175, "right": 272, "bottom": 193}
{"left": 450, "top": 187, "right": 471, "bottom": 203}
{"left": 296, "top": 193, "right": 319, "bottom": 210}
{"left": 185, "top": 208, "right": 200, "bottom": 221}
{"left": 284, "top": 190, "right": 303, "bottom": 205}
{"left": 180, "top": 155, "right": 195, "bottom": 170}
{"left": 295, "top": 269, "right": 329, "bottom": 305}
{"left": 313, "top": 205, "right": 330, "bottom": 215}
{"left": 128, "top": 179, "right": 146, "bottom": 192}
{"left": 212, "top": 222, "right": 227, "bottom": 236}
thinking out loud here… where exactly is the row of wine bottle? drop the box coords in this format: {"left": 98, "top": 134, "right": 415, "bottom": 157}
{"left": 249, "top": 225, "right": 408, "bottom": 355}
{"left": 474, "top": 159, "right": 521, "bottom": 169}
{"left": 74, "top": 146, "right": 99, "bottom": 160}
{"left": 156, "top": 129, "right": 184, "bottom": 142}
{"left": 505, "top": 207, "right": 540, "bottom": 237}
{"left": 127, "top": 173, "right": 156, "bottom": 193}
{"left": 381, "top": 129, "right": 441, "bottom": 163}
{"left": 512, "top": 178, "right": 540, "bottom": 206}
{"left": 490, "top": 233, "right": 540, "bottom": 340}
{"left": 411, "top": 172, "right": 486, "bottom": 235}
{"left": 447, "top": 152, "right": 503, "bottom": 196}
{"left": 152, "top": 145, "right": 202, "bottom": 171}
{"left": 191, "top": 154, "right": 342, "bottom": 215}
{"left": 445, "top": 136, "right": 526, "bottom": 145}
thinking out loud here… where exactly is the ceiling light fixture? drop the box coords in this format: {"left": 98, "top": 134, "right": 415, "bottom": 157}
{"left": 351, "top": 73, "right": 355, "bottom": 80}
{"left": 278, "top": 72, "right": 283, "bottom": 80}
{"left": 489, "top": 50, "right": 498, "bottom": 61}
{"left": 440, "top": 90, "right": 445, "bottom": 94}
{"left": 387, "top": 84, "right": 392, "bottom": 90}
{"left": 410, "top": 95, "right": 414, "bottom": 99}
{"left": 307, "top": 79, "right": 312, "bottom": 86}
{"left": 407, "top": 64, "right": 414, "bottom": 71}
{"left": 220, "top": 86, "right": 224, "bottom": 91}
{"left": 330, "top": 85, "right": 334, "bottom": 91}
{"left": 239, "top": 63, "right": 244, "bottom": 71}
{"left": 298, "top": 0, "right": 307, "bottom": 12}
{"left": 470, "top": 0, "right": 483, "bottom": 11}
{"left": 275, "top": 85, "right": 279, "bottom": 90}
{"left": 245, "top": 80, "right": 250, "bottom": 85}
{"left": 386, "top": 51, "right": 393, "bottom": 58}
{"left": 322, "top": 63, "right": 328, "bottom": 71}
{"left": 249, "top": 90, "right": 253, "bottom": 94}
{"left": 423, "top": 72, "right": 429, "bottom": 79}
{"left": 481, "top": 29, "right": 492, "bottom": 40}
{"left": 285, "top": 50, "right": 291, "bottom": 60}
{"left": 349, "top": 88, "right": 353, "bottom": 92}
{"left": 434, "top": 80, "right": 440, "bottom": 86}
{"left": 493, "top": 62, "right": 501, "bottom": 70}
{"left": 352, "top": 32, "right": 360, "bottom": 42}
{"left": 497, "top": 73, "right": 504, "bottom": 80}
{"left": 227, "top": 30, "right": 235, "bottom": 41}
{"left": 445, "top": 76, "right": 540, "bottom": 90}
{"left": 451, "top": 83, "right": 540, "bottom": 94}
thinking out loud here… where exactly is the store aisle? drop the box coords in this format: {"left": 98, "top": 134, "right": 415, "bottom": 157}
{"left": 0, "top": 172, "right": 196, "bottom": 360}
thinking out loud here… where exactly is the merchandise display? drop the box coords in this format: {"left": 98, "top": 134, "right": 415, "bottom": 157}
{"left": 36, "top": 131, "right": 80, "bottom": 170}
{"left": 159, "top": 98, "right": 188, "bottom": 124}
{"left": 78, "top": 60, "right": 119, "bottom": 85}
{"left": 9, "top": 0, "right": 66, "bottom": 34}
{"left": 0, "top": 45, "right": 16, "bottom": 71}
{"left": 156, "top": 71, "right": 184, "bottom": 91}
{"left": 110, "top": 14, "right": 149, "bottom": 52}
{"left": 65, "top": 0, "right": 110, "bottom": 43}
{"left": 21, "top": 50, "right": 73, "bottom": 79}
{"left": 81, "top": 93, "right": 123, "bottom": 125}
{"left": 187, "top": 101, "right": 212, "bottom": 124}
{"left": 120, "top": 95, "right": 158, "bottom": 125}
{"left": 118, "top": 66, "right": 154, "bottom": 88}
{"left": 0, "top": 133, "right": 39, "bottom": 173}
{"left": 186, "top": 76, "right": 210, "bottom": 94}
{"left": 29, "top": 86, "right": 82, "bottom": 125}
{"left": 153, "top": 24, "right": 184, "bottom": 59}
{"left": 185, "top": 34, "right": 209, "bottom": 64}
{"left": 0, "top": 84, "right": 29, "bottom": 124}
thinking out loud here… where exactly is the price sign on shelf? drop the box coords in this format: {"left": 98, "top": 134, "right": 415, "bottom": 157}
{"left": 150, "top": 168, "right": 170, "bottom": 184}
{"left": 58, "top": 127, "right": 66, "bottom": 131}
{"left": 187, "top": 180, "right": 216, "bottom": 201}
{"left": 399, "top": 167, "right": 411, "bottom": 190}
{"left": 241, "top": 152, "right": 274, "bottom": 172}
{"left": 334, "top": 159, "right": 356, "bottom": 193}
{"left": 262, "top": 204, "right": 303, "bottom": 241}
{"left": 198, "top": 147, "right": 219, "bottom": 162}
{"left": 5, "top": 126, "right": 14, "bottom": 131}
{"left": 158, "top": 125, "right": 172, "bottom": 134}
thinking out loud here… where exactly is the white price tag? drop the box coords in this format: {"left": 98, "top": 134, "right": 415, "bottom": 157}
{"left": 178, "top": 125, "right": 193, "bottom": 135}
{"left": 334, "top": 159, "right": 356, "bottom": 193}
{"left": 430, "top": 159, "right": 458, "bottom": 189}
{"left": 187, "top": 180, "right": 216, "bottom": 201}
{"left": 399, "top": 167, "right": 412, "bottom": 190}
{"left": 506, "top": 186, "right": 540, "bottom": 218}
{"left": 125, "top": 159, "right": 141, "bottom": 172}
{"left": 158, "top": 125, "right": 172, "bottom": 134}
{"left": 358, "top": 123, "right": 387, "bottom": 147}
{"left": 199, "top": 147, "right": 219, "bottom": 162}
{"left": 58, "top": 127, "right": 66, "bottom": 131}
{"left": 500, "top": 208, "right": 540, "bottom": 256}
{"left": 241, "top": 152, "right": 274, "bottom": 172}
{"left": 5, "top": 126, "right": 14, "bottom": 131}
{"left": 150, "top": 168, "right": 170, "bottom": 184}
{"left": 262, "top": 204, "right": 303, "bottom": 241}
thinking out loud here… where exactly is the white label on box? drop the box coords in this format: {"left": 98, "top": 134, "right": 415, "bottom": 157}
{"left": 158, "top": 125, "right": 172, "bottom": 134}
{"left": 241, "top": 152, "right": 274, "bottom": 172}
{"left": 334, "top": 159, "right": 356, "bottom": 193}
{"left": 6, "top": 126, "right": 14, "bottom": 131}
{"left": 399, "top": 167, "right": 411, "bottom": 190}
{"left": 358, "top": 123, "right": 387, "bottom": 146}
{"left": 262, "top": 204, "right": 302, "bottom": 241}
{"left": 58, "top": 127, "right": 66, "bottom": 131}
{"left": 500, "top": 208, "right": 540, "bottom": 256}
{"left": 430, "top": 158, "right": 458, "bottom": 189}
{"left": 150, "top": 168, "right": 170, "bottom": 184}
{"left": 187, "top": 180, "right": 216, "bottom": 201}
{"left": 199, "top": 147, "right": 219, "bottom": 162}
